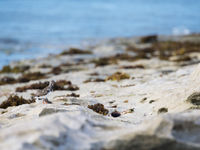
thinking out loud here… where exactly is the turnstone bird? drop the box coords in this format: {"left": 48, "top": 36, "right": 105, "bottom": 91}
{"left": 34, "top": 80, "right": 55, "bottom": 104}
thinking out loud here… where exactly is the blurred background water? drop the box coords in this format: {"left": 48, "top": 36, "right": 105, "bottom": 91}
{"left": 0, "top": 0, "right": 199, "bottom": 67}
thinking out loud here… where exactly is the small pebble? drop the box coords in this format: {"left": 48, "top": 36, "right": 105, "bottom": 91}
{"left": 111, "top": 111, "right": 121, "bottom": 117}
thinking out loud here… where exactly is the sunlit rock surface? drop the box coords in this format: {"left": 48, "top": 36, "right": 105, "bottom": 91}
{"left": 1, "top": 34, "right": 200, "bottom": 150}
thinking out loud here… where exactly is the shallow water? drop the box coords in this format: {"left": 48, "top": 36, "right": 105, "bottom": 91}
{"left": 0, "top": 0, "right": 200, "bottom": 67}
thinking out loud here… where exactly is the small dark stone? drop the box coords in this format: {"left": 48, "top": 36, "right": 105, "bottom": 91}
{"left": 111, "top": 111, "right": 121, "bottom": 117}
{"left": 158, "top": 107, "right": 168, "bottom": 114}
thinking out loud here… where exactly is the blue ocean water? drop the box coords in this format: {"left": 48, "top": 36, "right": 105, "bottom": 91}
{"left": 0, "top": 0, "right": 200, "bottom": 67}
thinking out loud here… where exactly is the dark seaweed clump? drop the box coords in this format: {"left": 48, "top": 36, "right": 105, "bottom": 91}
{"left": 120, "top": 64, "right": 145, "bottom": 69}
{"left": 140, "top": 35, "right": 157, "bottom": 43}
{"left": 65, "top": 84, "right": 79, "bottom": 91}
{"left": 0, "top": 76, "right": 16, "bottom": 85}
{"left": 158, "top": 107, "right": 168, "bottom": 114}
{"left": 51, "top": 66, "right": 62, "bottom": 75}
{"left": 84, "top": 78, "right": 105, "bottom": 83}
{"left": 127, "top": 40, "right": 200, "bottom": 62}
{"left": 91, "top": 57, "right": 117, "bottom": 67}
{"left": 52, "top": 80, "right": 79, "bottom": 91}
{"left": 0, "top": 95, "right": 35, "bottom": 109}
{"left": 0, "top": 65, "right": 30, "bottom": 73}
{"left": 66, "top": 93, "right": 80, "bottom": 97}
{"left": 16, "top": 80, "right": 75, "bottom": 92}
{"left": 20, "top": 72, "right": 46, "bottom": 82}
{"left": 60, "top": 48, "right": 92, "bottom": 55}
{"left": 186, "top": 92, "right": 200, "bottom": 105}
{"left": 88, "top": 103, "right": 109, "bottom": 115}
{"left": 16, "top": 81, "right": 49, "bottom": 92}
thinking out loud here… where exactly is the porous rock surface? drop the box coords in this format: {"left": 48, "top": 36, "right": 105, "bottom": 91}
{"left": 1, "top": 35, "right": 200, "bottom": 150}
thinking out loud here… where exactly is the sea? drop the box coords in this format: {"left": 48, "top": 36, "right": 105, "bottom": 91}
{"left": 0, "top": 0, "right": 200, "bottom": 68}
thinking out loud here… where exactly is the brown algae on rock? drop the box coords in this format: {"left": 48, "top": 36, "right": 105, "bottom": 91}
{"left": 106, "top": 72, "right": 130, "bottom": 81}
{"left": 88, "top": 103, "right": 109, "bottom": 115}
{"left": 0, "top": 95, "right": 35, "bottom": 109}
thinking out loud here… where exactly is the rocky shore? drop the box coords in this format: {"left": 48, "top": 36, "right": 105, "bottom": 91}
{"left": 1, "top": 34, "right": 200, "bottom": 150}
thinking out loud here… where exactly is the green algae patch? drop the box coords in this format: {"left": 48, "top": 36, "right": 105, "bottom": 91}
{"left": 106, "top": 72, "right": 130, "bottom": 81}
{"left": 88, "top": 103, "right": 109, "bottom": 115}
{"left": 0, "top": 95, "right": 35, "bottom": 109}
